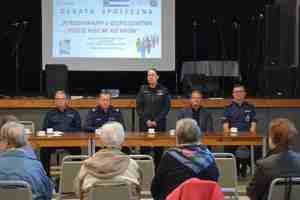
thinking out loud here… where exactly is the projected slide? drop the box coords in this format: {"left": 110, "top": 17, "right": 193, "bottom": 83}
{"left": 53, "top": 0, "right": 161, "bottom": 58}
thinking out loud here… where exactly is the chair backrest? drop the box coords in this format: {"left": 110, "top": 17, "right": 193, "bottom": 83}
{"left": 166, "top": 178, "right": 224, "bottom": 200}
{"left": 129, "top": 154, "right": 154, "bottom": 193}
{"left": 19, "top": 121, "right": 35, "bottom": 135}
{"left": 268, "top": 177, "right": 300, "bottom": 200}
{"left": 58, "top": 155, "right": 89, "bottom": 198}
{"left": 87, "top": 181, "right": 131, "bottom": 200}
{"left": 0, "top": 180, "right": 32, "bottom": 200}
{"left": 213, "top": 153, "right": 238, "bottom": 190}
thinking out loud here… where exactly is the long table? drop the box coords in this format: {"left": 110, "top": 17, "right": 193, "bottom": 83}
{"left": 28, "top": 132, "right": 265, "bottom": 175}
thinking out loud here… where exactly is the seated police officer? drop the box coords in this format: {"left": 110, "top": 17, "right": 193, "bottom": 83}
{"left": 177, "top": 89, "right": 213, "bottom": 133}
{"left": 84, "top": 91, "right": 125, "bottom": 132}
{"left": 41, "top": 90, "right": 82, "bottom": 176}
{"left": 84, "top": 91, "right": 129, "bottom": 153}
{"left": 222, "top": 83, "right": 257, "bottom": 177}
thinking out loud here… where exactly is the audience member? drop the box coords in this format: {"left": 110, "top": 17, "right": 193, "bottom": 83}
{"left": 247, "top": 118, "right": 300, "bottom": 200}
{"left": 0, "top": 114, "right": 36, "bottom": 159}
{"left": 75, "top": 122, "right": 142, "bottom": 200}
{"left": 151, "top": 118, "right": 219, "bottom": 200}
{"left": 0, "top": 122, "right": 53, "bottom": 200}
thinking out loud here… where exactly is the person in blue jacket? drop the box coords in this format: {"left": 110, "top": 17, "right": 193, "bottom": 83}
{"left": 222, "top": 83, "right": 257, "bottom": 177}
{"left": 0, "top": 121, "right": 53, "bottom": 200}
{"left": 41, "top": 90, "right": 82, "bottom": 176}
{"left": 84, "top": 91, "right": 125, "bottom": 132}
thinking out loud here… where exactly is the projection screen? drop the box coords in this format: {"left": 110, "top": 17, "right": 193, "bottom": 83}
{"left": 42, "top": 0, "right": 175, "bottom": 71}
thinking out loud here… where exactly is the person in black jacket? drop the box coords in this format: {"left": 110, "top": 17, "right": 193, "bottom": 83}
{"left": 177, "top": 89, "right": 213, "bottom": 132}
{"left": 84, "top": 91, "right": 125, "bottom": 132}
{"left": 136, "top": 68, "right": 170, "bottom": 131}
{"left": 41, "top": 90, "right": 82, "bottom": 176}
{"left": 136, "top": 68, "right": 171, "bottom": 166}
{"left": 151, "top": 118, "right": 219, "bottom": 200}
{"left": 247, "top": 118, "right": 300, "bottom": 200}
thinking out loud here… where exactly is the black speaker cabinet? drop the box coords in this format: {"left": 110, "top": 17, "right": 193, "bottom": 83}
{"left": 45, "top": 64, "right": 69, "bottom": 98}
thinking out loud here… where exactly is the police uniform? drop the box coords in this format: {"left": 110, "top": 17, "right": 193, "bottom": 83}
{"left": 41, "top": 107, "right": 82, "bottom": 176}
{"left": 223, "top": 101, "right": 257, "bottom": 177}
{"left": 223, "top": 101, "right": 257, "bottom": 132}
{"left": 84, "top": 106, "right": 125, "bottom": 132}
{"left": 136, "top": 83, "right": 171, "bottom": 131}
{"left": 136, "top": 83, "right": 171, "bottom": 167}
{"left": 42, "top": 107, "right": 81, "bottom": 132}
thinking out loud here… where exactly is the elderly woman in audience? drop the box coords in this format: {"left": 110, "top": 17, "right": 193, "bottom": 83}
{"left": 74, "top": 122, "right": 142, "bottom": 200}
{"left": 247, "top": 118, "right": 300, "bottom": 200}
{"left": 151, "top": 118, "right": 219, "bottom": 200}
{"left": 0, "top": 121, "right": 53, "bottom": 200}
{"left": 0, "top": 115, "right": 19, "bottom": 126}
{"left": 0, "top": 114, "right": 36, "bottom": 158}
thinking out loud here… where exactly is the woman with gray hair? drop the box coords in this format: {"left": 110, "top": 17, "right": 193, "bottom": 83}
{"left": 74, "top": 122, "right": 142, "bottom": 200}
{"left": 151, "top": 118, "right": 219, "bottom": 200}
{"left": 0, "top": 121, "right": 53, "bottom": 200}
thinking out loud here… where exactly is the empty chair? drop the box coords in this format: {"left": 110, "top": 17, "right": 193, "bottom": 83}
{"left": 57, "top": 155, "right": 89, "bottom": 200}
{"left": 213, "top": 153, "right": 239, "bottom": 200}
{"left": 20, "top": 121, "right": 35, "bottom": 135}
{"left": 268, "top": 177, "right": 300, "bottom": 200}
{"left": 0, "top": 180, "right": 32, "bottom": 200}
{"left": 87, "top": 181, "right": 131, "bottom": 200}
{"left": 129, "top": 154, "right": 154, "bottom": 197}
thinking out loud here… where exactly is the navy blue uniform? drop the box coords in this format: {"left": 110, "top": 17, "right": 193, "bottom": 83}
{"left": 223, "top": 101, "right": 257, "bottom": 132}
{"left": 223, "top": 101, "right": 257, "bottom": 177}
{"left": 42, "top": 107, "right": 81, "bottom": 132}
{"left": 41, "top": 107, "right": 82, "bottom": 176}
{"left": 84, "top": 106, "right": 125, "bottom": 132}
{"left": 136, "top": 83, "right": 170, "bottom": 168}
{"left": 136, "top": 83, "right": 171, "bottom": 131}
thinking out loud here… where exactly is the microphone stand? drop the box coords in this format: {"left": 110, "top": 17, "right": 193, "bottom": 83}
{"left": 215, "top": 18, "right": 227, "bottom": 97}
{"left": 11, "top": 22, "right": 27, "bottom": 96}
{"left": 192, "top": 20, "right": 198, "bottom": 72}
{"left": 234, "top": 21, "right": 242, "bottom": 82}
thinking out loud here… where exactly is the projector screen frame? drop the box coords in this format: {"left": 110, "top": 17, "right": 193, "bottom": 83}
{"left": 42, "top": 0, "right": 175, "bottom": 71}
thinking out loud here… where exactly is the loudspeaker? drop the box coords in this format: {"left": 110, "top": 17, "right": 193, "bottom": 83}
{"left": 182, "top": 74, "right": 220, "bottom": 97}
{"left": 45, "top": 64, "right": 68, "bottom": 98}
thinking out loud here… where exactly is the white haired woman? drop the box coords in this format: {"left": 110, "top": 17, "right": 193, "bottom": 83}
{"left": 0, "top": 122, "right": 53, "bottom": 200}
{"left": 74, "top": 122, "right": 142, "bottom": 200}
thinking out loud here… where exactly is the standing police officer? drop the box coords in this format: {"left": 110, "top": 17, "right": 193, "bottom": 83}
{"left": 136, "top": 68, "right": 171, "bottom": 167}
